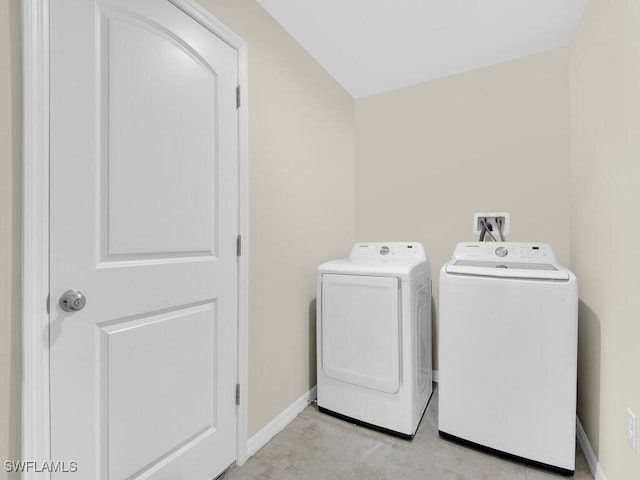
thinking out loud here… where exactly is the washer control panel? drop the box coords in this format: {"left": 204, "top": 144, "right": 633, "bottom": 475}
{"left": 453, "top": 242, "right": 557, "bottom": 264}
{"left": 349, "top": 242, "right": 426, "bottom": 260}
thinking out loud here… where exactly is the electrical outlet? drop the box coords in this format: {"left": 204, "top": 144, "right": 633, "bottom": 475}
{"left": 473, "top": 212, "right": 510, "bottom": 237}
{"left": 627, "top": 408, "right": 637, "bottom": 452}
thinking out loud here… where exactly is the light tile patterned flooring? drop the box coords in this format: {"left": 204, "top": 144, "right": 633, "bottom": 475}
{"left": 225, "top": 387, "right": 593, "bottom": 480}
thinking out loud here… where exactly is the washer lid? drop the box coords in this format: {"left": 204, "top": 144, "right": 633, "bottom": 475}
{"left": 445, "top": 260, "right": 570, "bottom": 280}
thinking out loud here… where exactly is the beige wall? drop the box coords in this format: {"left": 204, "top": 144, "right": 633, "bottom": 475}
{"left": 0, "top": 0, "right": 22, "bottom": 477}
{"left": 196, "top": 0, "right": 356, "bottom": 436}
{"left": 570, "top": 1, "right": 640, "bottom": 478}
{"left": 355, "top": 49, "right": 571, "bottom": 368}
{"left": 0, "top": 0, "right": 355, "bottom": 466}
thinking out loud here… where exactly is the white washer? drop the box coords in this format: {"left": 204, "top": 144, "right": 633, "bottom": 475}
{"left": 317, "top": 242, "right": 433, "bottom": 438}
{"left": 438, "top": 242, "right": 578, "bottom": 475}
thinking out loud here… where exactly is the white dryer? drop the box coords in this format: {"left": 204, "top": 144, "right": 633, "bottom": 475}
{"left": 438, "top": 242, "right": 578, "bottom": 475}
{"left": 317, "top": 242, "right": 433, "bottom": 438}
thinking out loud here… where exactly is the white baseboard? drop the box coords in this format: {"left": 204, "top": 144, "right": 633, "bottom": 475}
{"left": 245, "top": 386, "right": 317, "bottom": 460}
{"left": 576, "top": 417, "right": 608, "bottom": 480}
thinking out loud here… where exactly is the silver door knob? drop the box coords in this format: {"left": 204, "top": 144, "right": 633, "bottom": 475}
{"left": 59, "top": 290, "right": 87, "bottom": 312}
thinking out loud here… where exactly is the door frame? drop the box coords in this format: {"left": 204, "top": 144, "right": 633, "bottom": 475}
{"left": 21, "top": 0, "right": 249, "bottom": 477}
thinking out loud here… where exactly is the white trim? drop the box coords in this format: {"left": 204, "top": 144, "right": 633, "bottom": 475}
{"left": 169, "top": 0, "right": 243, "bottom": 50}
{"left": 235, "top": 36, "right": 250, "bottom": 469}
{"left": 432, "top": 369, "right": 439, "bottom": 383}
{"left": 577, "top": 417, "right": 609, "bottom": 480}
{"left": 246, "top": 387, "right": 318, "bottom": 458}
{"left": 21, "top": 1, "right": 51, "bottom": 478}
{"left": 21, "top": 0, "right": 249, "bottom": 476}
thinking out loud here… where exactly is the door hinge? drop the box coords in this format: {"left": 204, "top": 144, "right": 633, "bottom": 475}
{"left": 236, "top": 85, "right": 241, "bottom": 109}
{"left": 235, "top": 383, "right": 240, "bottom": 405}
{"left": 236, "top": 234, "right": 242, "bottom": 257}
{"left": 46, "top": 294, "right": 50, "bottom": 314}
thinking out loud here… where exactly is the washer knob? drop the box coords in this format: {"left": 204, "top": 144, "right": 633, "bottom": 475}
{"left": 495, "top": 246, "right": 508, "bottom": 258}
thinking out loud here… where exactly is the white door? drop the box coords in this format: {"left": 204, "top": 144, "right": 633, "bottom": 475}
{"left": 49, "top": 1, "right": 239, "bottom": 478}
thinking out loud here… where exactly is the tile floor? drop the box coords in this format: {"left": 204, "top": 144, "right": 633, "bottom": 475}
{"left": 225, "top": 387, "right": 593, "bottom": 480}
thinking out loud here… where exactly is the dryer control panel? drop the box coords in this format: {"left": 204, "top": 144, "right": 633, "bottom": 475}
{"left": 452, "top": 242, "right": 557, "bottom": 264}
{"left": 349, "top": 242, "right": 426, "bottom": 261}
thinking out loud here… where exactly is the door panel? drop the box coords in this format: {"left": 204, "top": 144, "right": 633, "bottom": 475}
{"left": 102, "top": 12, "right": 218, "bottom": 258}
{"left": 320, "top": 274, "right": 400, "bottom": 394}
{"left": 101, "top": 303, "right": 217, "bottom": 479}
{"left": 49, "top": 1, "right": 238, "bottom": 478}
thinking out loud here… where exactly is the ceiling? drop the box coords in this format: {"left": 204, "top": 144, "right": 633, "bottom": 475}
{"left": 257, "top": 0, "right": 587, "bottom": 98}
